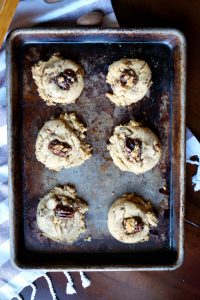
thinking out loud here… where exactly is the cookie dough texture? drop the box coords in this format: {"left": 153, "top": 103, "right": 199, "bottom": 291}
{"left": 32, "top": 54, "right": 84, "bottom": 105}
{"left": 36, "top": 185, "right": 88, "bottom": 243}
{"left": 35, "top": 112, "right": 91, "bottom": 171}
{"left": 107, "top": 121, "right": 161, "bottom": 174}
{"left": 106, "top": 58, "right": 152, "bottom": 106}
{"left": 108, "top": 193, "right": 158, "bottom": 243}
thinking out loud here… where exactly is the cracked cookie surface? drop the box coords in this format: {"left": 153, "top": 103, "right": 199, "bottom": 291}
{"left": 32, "top": 54, "right": 84, "bottom": 105}
{"left": 108, "top": 193, "right": 158, "bottom": 243}
{"left": 106, "top": 58, "right": 152, "bottom": 106}
{"left": 35, "top": 112, "right": 92, "bottom": 171}
{"left": 36, "top": 185, "right": 88, "bottom": 243}
{"left": 107, "top": 120, "right": 161, "bottom": 174}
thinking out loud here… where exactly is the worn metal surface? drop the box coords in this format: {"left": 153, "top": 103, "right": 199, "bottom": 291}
{"left": 6, "top": 29, "right": 185, "bottom": 270}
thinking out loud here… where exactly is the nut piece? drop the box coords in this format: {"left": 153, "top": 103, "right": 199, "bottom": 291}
{"left": 122, "top": 217, "right": 144, "bottom": 234}
{"left": 53, "top": 69, "right": 77, "bottom": 90}
{"left": 120, "top": 68, "right": 138, "bottom": 87}
{"left": 54, "top": 202, "right": 75, "bottom": 219}
{"left": 48, "top": 139, "right": 72, "bottom": 157}
{"left": 125, "top": 138, "right": 142, "bottom": 162}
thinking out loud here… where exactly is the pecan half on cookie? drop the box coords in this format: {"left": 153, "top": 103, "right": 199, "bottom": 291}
{"left": 122, "top": 216, "right": 144, "bottom": 234}
{"left": 48, "top": 139, "right": 72, "bottom": 157}
{"left": 125, "top": 138, "right": 142, "bottom": 163}
{"left": 53, "top": 69, "right": 77, "bottom": 90}
{"left": 120, "top": 68, "right": 138, "bottom": 87}
{"left": 54, "top": 202, "right": 75, "bottom": 219}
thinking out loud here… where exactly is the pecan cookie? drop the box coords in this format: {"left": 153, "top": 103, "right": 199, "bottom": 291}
{"left": 106, "top": 58, "right": 152, "bottom": 106}
{"left": 32, "top": 54, "right": 84, "bottom": 105}
{"left": 108, "top": 193, "right": 158, "bottom": 243}
{"left": 36, "top": 185, "right": 88, "bottom": 243}
{"left": 35, "top": 112, "right": 92, "bottom": 171}
{"left": 107, "top": 121, "right": 161, "bottom": 173}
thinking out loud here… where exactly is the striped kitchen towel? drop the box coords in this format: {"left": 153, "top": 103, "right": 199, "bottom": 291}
{"left": 0, "top": 0, "right": 200, "bottom": 299}
{"left": 186, "top": 128, "right": 200, "bottom": 191}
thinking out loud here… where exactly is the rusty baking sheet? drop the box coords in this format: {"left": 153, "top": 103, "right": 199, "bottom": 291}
{"left": 6, "top": 29, "right": 185, "bottom": 270}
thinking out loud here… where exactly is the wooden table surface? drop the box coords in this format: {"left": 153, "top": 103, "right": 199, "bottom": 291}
{"left": 20, "top": 0, "right": 200, "bottom": 299}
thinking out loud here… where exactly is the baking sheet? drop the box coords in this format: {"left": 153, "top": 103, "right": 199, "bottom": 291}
{"left": 7, "top": 29, "right": 185, "bottom": 270}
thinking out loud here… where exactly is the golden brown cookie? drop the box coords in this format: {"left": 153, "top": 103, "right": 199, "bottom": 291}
{"left": 107, "top": 120, "right": 161, "bottom": 173}
{"left": 106, "top": 58, "right": 152, "bottom": 106}
{"left": 35, "top": 113, "right": 92, "bottom": 171}
{"left": 36, "top": 185, "right": 88, "bottom": 243}
{"left": 108, "top": 193, "right": 158, "bottom": 243}
{"left": 32, "top": 54, "right": 84, "bottom": 105}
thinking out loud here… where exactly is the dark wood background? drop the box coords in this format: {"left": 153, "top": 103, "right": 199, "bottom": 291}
{"left": 20, "top": 0, "right": 200, "bottom": 299}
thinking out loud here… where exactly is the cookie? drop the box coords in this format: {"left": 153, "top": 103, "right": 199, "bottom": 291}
{"left": 107, "top": 121, "right": 161, "bottom": 173}
{"left": 32, "top": 54, "right": 84, "bottom": 105}
{"left": 106, "top": 58, "right": 152, "bottom": 106}
{"left": 108, "top": 193, "right": 158, "bottom": 243}
{"left": 36, "top": 185, "right": 88, "bottom": 243}
{"left": 35, "top": 112, "right": 92, "bottom": 171}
